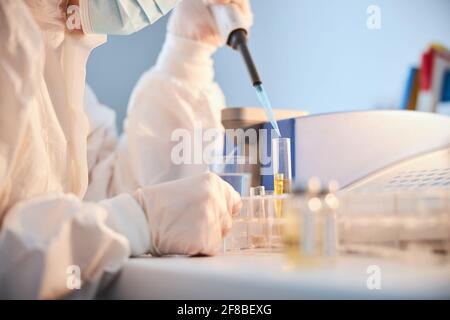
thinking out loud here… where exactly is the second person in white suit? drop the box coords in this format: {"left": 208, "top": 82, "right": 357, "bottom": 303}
{"left": 0, "top": 0, "right": 252, "bottom": 299}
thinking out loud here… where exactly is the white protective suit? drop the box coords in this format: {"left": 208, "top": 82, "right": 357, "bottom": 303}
{"left": 0, "top": 0, "right": 225, "bottom": 299}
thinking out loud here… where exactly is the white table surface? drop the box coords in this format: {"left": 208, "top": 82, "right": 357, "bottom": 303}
{"left": 104, "top": 251, "right": 450, "bottom": 299}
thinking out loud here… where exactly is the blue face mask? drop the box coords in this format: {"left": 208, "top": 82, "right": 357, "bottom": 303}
{"left": 79, "top": 0, "right": 180, "bottom": 35}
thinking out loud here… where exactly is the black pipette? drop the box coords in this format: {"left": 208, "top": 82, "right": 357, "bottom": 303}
{"left": 211, "top": 4, "right": 281, "bottom": 137}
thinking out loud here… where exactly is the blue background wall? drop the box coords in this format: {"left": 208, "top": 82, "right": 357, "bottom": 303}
{"left": 86, "top": 0, "right": 450, "bottom": 131}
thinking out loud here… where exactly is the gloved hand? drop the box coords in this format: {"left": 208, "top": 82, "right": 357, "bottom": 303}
{"left": 167, "top": 0, "right": 253, "bottom": 48}
{"left": 134, "top": 173, "right": 242, "bottom": 256}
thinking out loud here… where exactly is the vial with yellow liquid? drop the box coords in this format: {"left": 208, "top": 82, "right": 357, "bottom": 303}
{"left": 266, "top": 138, "right": 291, "bottom": 249}
{"left": 272, "top": 137, "right": 292, "bottom": 194}
{"left": 272, "top": 138, "right": 292, "bottom": 218}
{"left": 283, "top": 179, "right": 339, "bottom": 268}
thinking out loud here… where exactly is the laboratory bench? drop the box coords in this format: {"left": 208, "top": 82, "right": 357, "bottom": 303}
{"left": 103, "top": 251, "right": 450, "bottom": 299}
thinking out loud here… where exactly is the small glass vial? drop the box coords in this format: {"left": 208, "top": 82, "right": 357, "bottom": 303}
{"left": 248, "top": 186, "right": 267, "bottom": 249}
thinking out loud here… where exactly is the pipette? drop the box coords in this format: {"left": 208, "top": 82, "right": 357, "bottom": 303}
{"left": 211, "top": 4, "right": 281, "bottom": 137}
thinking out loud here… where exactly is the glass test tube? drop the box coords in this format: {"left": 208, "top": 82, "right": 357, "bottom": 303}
{"left": 209, "top": 155, "right": 252, "bottom": 196}
{"left": 272, "top": 138, "right": 292, "bottom": 195}
{"left": 249, "top": 186, "right": 266, "bottom": 249}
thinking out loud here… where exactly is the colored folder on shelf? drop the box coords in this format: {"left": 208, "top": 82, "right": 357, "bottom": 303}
{"left": 417, "top": 45, "right": 450, "bottom": 113}
{"left": 401, "top": 67, "right": 420, "bottom": 110}
{"left": 441, "top": 70, "right": 450, "bottom": 102}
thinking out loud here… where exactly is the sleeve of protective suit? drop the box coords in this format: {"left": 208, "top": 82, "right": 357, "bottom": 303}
{"left": 110, "top": 34, "right": 226, "bottom": 193}
{"left": 0, "top": 0, "right": 149, "bottom": 299}
{"left": 0, "top": 193, "right": 149, "bottom": 299}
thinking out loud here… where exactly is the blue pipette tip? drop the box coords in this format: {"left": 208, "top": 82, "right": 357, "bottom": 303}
{"left": 254, "top": 84, "right": 282, "bottom": 137}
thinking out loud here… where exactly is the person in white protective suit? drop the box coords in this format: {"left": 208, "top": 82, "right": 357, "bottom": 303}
{"left": 0, "top": 0, "right": 252, "bottom": 299}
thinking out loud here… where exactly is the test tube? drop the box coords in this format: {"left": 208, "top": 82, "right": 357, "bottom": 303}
{"left": 272, "top": 138, "right": 292, "bottom": 195}
{"left": 249, "top": 186, "right": 266, "bottom": 248}
{"left": 250, "top": 186, "right": 266, "bottom": 221}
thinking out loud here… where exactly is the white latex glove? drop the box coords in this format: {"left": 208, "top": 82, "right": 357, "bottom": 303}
{"left": 134, "top": 173, "right": 242, "bottom": 256}
{"left": 168, "top": 0, "right": 253, "bottom": 48}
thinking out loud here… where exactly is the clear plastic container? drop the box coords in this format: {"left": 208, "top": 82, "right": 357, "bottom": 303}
{"left": 337, "top": 189, "right": 450, "bottom": 262}
{"left": 209, "top": 155, "right": 252, "bottom": 196}
{"left": 283, "top": 188, "right": 450, "bottom": 264}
